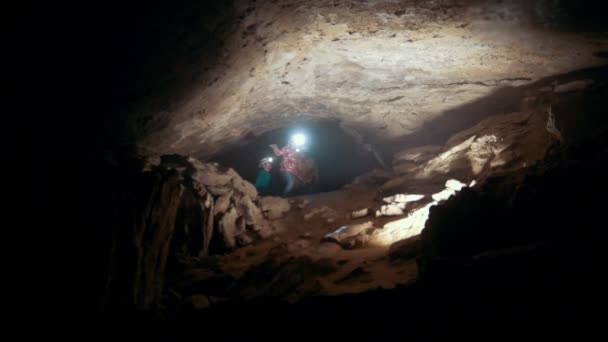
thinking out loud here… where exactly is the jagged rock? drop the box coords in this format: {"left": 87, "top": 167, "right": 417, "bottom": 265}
{"left": 192, "top": 168, "right": 233, "bottom": 188}
{"left": 187, "top": 156, "right": 211, "bottom": 170}
{"left": 208, "top": 186, "right": 232, "bottom": 196}
{"left": 388, "top": 236, "right": 422, "bottom": 260}
{"left": 230, "top": 170, "right": 258, "bottom": 199}
{"left": 236, "top": 196, "right": 264, "bottom": 227}
{"left": 236, "top": 215, "right": 246, "bottom": 235}
{"left": 200, "top": 194, "right": 214, "bottom": 256}
{"left": 236, "top": 233, "right": 254, "bottom": 247}
{"left": 351, "top": 208, "right": 370, "bottom": 219}
{"left": 323, "top": 221, "right": 374, "bottom": 245}
{"left": 218, "top": 207, "right": 239, "bottom": 250}
{"left": 432, "top": 189, "right": 456, "bottom": 202}
{"left": 203, "top": 192, "right": 213, "bottom": 208}
{"left": 259, "top": 196, "right": 291, "bottom": 219}
{"left": 104, "top": 169, "right": 183, "bottom": 310}
{"left": 554, "top": 79, "right": 593, "bottom": 93}
{"left": 392, "top": 145, "right": 443, "bottom": 164}
{"left": 102, "top": 153, "right": 278, "bottom": 310}
{"left": 213, "top": 190, "right": 233, "bottom": 216}
{"left": 370, "top": 202, "right": 435, "bottom": 246}
{"left": 186, "top": 294, "right": 210, "bottom": 310}
{"left": 192, "top": 182, "right": 207, "bottom": 198}
{"left": 253, "top": 224, "right": 274, "bottom": 239}
{"left": 445, "top": 179, "right": 466, "bottom": 191}
{"left": 546, "top": 106, "right": 563, "bottom": 142}
{"left": 375, "top": 204, "right": 405, "bottom": 217}
{"left": 339, "top": 233, "right": 373, "bottom": 249}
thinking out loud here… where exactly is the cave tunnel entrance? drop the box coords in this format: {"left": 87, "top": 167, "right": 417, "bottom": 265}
{"left": 211, "top": 120, "right": 387, "bottom": 195}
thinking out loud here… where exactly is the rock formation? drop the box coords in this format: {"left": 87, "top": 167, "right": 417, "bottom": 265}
{"left": 102, "top": 153, "right": 287, "bottom": 310}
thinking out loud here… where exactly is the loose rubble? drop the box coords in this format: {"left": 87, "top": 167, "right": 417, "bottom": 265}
{"left": 351, "top": 208, "right": 370, "bottom": 219}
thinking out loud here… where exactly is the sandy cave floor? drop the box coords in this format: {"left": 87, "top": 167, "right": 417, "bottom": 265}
{"left": 216, "top": 183, "right": 419, "bottom": 300}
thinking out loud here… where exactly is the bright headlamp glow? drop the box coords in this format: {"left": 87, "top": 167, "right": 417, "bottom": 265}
{"left": 268, "top": 157, "right": 273, "bottom": 162}
{"left": 291, "top": 133, "right": 307, "bottom": 147}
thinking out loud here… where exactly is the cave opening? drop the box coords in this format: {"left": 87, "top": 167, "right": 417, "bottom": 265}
{"left": 211, "top": 120, "right": 387, "bottom": 195}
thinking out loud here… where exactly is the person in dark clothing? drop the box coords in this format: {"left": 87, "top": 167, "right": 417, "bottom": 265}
{"left": 254, "top": 157, "right": 273, "bottom": 196}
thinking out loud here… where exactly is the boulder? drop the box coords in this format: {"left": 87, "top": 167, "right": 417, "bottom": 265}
{"left": 322, "top": 221, "right": 374, "bottom": 244}
{"left": 218, "top": 207, "right": 239, "bottom": 250}
{"left": 259, "top": 196, "right": 291, "bottom": 219}
{"left": 208, "top": 186, "right": 232, "bottom": 196}
{"left": 236, "top": 195, "right": 263, "bottom": 226}
{"left": 375, "top": 204, "right": 405, "bottom": 217}
{"left": 213, "top": 190, "right": 233, "bottom": 216}
{"left": 383, "top": 194, "right": 425, "bottom": 204}
{"left": 231, "top": 177, "right": 258, "bottom": 199}
{"left": 236, "top": 233, "right": 254, "bottom": 247}
{"left": 338, "top": 233, "right": 373, "bottom": 249}
{"left": 236, "top": 195, "right": 273, "bottom": 236}
{"left": 192, "top": 168, "right": 233, "bottom": 188}
{"left": 369, "top": 202, "right": 435, "bottom": 246}
{"left": 351, "top": 208, "right": 370, "bottom": 219}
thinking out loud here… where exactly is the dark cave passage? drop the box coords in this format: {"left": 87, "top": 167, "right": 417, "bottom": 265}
{"left": 40, "top": 0, "right": 608, "bottom": 330}
{"left": 211, "top": 120, "right": 387, "bottom": 195}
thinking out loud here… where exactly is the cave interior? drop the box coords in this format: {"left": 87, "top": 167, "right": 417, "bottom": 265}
{"left": 38, "top": 0, "right": 608, "bottom": 332}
